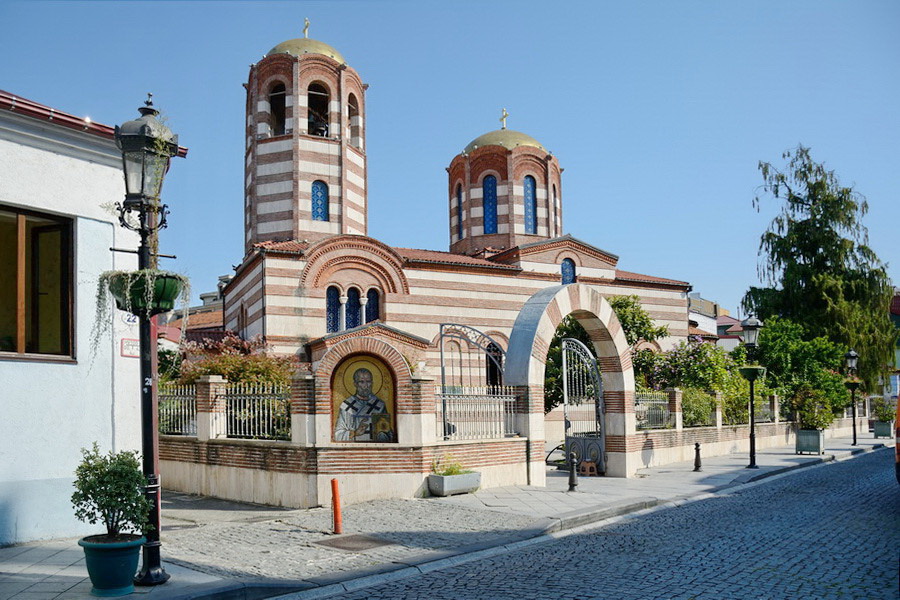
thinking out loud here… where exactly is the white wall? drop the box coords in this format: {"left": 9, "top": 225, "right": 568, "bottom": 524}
{"left": 0, "top": 112, "right": 143, "bottom": 545}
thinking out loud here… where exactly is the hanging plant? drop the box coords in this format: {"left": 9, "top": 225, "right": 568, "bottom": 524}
{"left": 91, "top": 269, "right": 190, "bottom": 358}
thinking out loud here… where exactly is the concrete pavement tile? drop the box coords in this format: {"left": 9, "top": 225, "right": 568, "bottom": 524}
{"left": 0, "top": 581, "right": 32, "bottom": 596}
{"left": 19, "top": 580, "right": 80, "bottom": 593}
{"left": 7, "top": 592, "right": 61, "bottom": 600}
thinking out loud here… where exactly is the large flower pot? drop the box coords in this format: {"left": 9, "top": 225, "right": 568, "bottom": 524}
{"left": 78, "top": 535, "right": 145, "bottom": 597}
{"left": 873, "top": 420, "right": 894, "bottom": 439}
{"left": 795, "top": 429, "right": 825, "bottom": 455}
{"left": 108, "top": 271, "right": 183, "bottom": 317}
{"left": 428, "top": 472, "right": 481, "bottom": 497}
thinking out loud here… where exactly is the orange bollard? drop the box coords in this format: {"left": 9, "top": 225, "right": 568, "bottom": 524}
{"left": 331, "top": 478, "right": 342, "bottom": 534}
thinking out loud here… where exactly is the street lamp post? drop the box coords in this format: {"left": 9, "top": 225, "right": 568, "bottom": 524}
{"left": 844, "top": 349, "right": 860, "bottom": 447}
{"left": 114, "top": 95, "right": 179, "bottom": 587}
{"left": 738, "top": 316, "right": 765, "bottom": 469}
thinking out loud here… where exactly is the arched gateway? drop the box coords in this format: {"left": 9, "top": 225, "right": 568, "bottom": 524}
{"left": 506, "top": 284, "right": 639, "bottom": 477}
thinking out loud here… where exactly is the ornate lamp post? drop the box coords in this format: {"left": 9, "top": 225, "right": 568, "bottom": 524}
{"left": 114, "top": 95, "right": 179, "bottom": 586}
{"left": 844, "top": 349, "right": 860, "bottom": 446}
{"left": 738, "top": 316, "right": 765, "bottom": 469}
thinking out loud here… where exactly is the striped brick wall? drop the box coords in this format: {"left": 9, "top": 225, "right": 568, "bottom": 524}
{"left": 244, "top": 50, "right": 368, "bottom": 252}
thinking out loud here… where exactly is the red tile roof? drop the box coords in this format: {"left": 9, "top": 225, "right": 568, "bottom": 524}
{"left": 614, "top": 270, "right": 690, "bottom": 287}
{"left": 168, "top": 310, "right": 223, "bottom": 330}
{"left": 689, "top": 326, "right": 717, "bottom": 338}
{"left": 254, "top": 240, "right": 309, "bottom": 254}
{"left": 891, "top": 293, "right": 900, "bottom": 316}
{"left": 393, "top": 247, "right": 519, "bottom": 269}
{"left": 717, "top": 315, "right": 740, "bottom": 326}
{"left": 0, "top": 90, "right": 188, "bottom": 157}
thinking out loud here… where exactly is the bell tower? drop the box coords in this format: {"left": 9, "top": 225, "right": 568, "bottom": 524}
{"left": 243, "top": 22, "right": 368, "bottom": 252}
{"left": 448, "top": 111, "right": 562, "bottom": 255}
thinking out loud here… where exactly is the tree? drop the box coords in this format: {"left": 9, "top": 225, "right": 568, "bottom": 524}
{"left": 607, "top": 295, "right": 669, "bottom": 347}
{"left": 754, "top": 316, "right": 849, "bottom": 411}
{"left": 743, "top": 145, "right": 895, "bottom": 390}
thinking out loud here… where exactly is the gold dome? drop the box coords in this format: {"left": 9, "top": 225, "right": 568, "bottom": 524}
{"left": 463, "top": 129, "right": 546, "bottom": 154}
{"left": 266, "top": 38, "right": 346, "bottom": 64}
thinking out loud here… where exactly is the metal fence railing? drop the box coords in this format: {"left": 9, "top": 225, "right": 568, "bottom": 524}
{"left": 159, "top": 383, "right": 197, "bottom": 435}
{"left": 436, "top": 386, "right": 519, "bottom": 440}
{"left": 222, "top": 382, "right": 291, "bottom": 441}
{"left": 755, "top": 404, "right": 774, "bottom": 423}
{"left": 635, "top": 391, "right": 674, "bottom": 430}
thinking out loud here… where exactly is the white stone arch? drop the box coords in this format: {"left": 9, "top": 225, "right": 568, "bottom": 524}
{"left": 506, "top": 284, "right": 638, "bottom": 477}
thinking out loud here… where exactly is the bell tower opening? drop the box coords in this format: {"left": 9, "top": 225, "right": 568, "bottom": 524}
{"left": 269, "top": 83, "right": 287, "bottom": 136}
{"left": 308, "top": 83, "right": 330, "bottom": 137}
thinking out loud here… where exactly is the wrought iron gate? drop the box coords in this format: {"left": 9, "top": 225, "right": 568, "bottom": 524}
{"left": 437, "top": 324, "right": 515, "bottom": 440}
{"left": 562, "top": 337, "right": 605, "bottom": 473}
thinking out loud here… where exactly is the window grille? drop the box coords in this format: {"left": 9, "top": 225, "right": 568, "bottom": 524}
{"left": 524, "top": 175, "right": 537, "bottom": 234}
{"left": 312, "top": 180, "right": 329, "bottom": 221}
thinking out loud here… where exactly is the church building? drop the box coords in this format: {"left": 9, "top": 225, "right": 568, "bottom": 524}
{"left": 160, "top": 29, "right": 693, "bottom": 507}
{"left": 223, "top": 32, "right": 690, "bottom": 358}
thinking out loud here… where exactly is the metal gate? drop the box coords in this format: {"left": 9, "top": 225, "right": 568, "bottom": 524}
{"left": 562, "top": 337, "right": 605, "bottom": 473}
{"left": 437, "top": 324, "right": 516, "bottom": 440}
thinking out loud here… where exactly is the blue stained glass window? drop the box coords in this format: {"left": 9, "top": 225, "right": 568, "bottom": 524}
{"left": 366, "top": 289, "right": 380, "bottom": 323}
{"left": 312, "top": 180, "right": 329, "bottom": 222}
{"left": 456, "top": 184, "right": 464, "bottom": 240}
{"left": 524, "top": 176, "right": 537, "bottom": 234}
{"left": 326, "top": 286, "right": 340, "bottom": 332}
{"left": 483, "top": 175, "right": 497, "bottom": 235}
{"left": 346, "top": 288, "right": 361, "bottom": 329}
{"left": 561, "top": 258, "right": 576, "bottom": 284}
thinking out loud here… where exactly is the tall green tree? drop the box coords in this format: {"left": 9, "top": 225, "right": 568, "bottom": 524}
{"left": 743, "top": 145, "right": 895, "bottom": 390}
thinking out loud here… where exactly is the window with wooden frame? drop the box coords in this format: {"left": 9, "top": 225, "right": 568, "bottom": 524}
{"left": 0, "top": 205, "right": 73, "bottom": 358}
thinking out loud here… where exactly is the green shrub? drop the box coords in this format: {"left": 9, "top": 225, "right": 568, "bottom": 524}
{"left": 871, "top": 397, "right": 895, "bottom": 422}
{"left": 71, "top": 443, "right": 150, "bottom": 539}
{"left": 790, "top": 385, "right": 836, "bottom": 430}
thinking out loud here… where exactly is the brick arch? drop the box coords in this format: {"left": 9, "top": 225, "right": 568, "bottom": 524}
{"left": 301, "top": 235, "right": 409, "bottom": 293}
{"left": 505, "top": 284, "right": 634, "bottom": 411}
{"left": 314, "top": 337, "right": 414, "bottom": 413}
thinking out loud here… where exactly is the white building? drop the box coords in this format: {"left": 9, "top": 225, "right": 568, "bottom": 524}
{"left": 0, "top": 91, "right": 143, "bottom": 545}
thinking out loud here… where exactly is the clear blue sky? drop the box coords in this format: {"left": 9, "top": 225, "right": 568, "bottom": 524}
{"left": 2, "top": 1, "right": 898, "bottom": 316}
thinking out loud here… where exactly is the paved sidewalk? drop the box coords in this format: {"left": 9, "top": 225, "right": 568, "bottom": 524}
{"left": 1, "top": 434, "right": 891, "bottom": 600}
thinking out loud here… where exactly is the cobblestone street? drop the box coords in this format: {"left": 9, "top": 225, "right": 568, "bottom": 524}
{"left": 336, "top": 451, "right": 899, "bottom": 600}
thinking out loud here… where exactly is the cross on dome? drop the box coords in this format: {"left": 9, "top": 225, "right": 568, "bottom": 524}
{"left": 500, "top": 108, "right": 509, "bottom": 130}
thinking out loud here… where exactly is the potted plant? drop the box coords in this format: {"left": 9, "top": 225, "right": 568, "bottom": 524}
{"left": 427, "top": 455, "right": 481, "bottom": 497}
{"left": 790, "top": 385, "right": 834, "bottom": 455}
{"left": 100, "top": 269, "right": 187, "bottom": 317}
{"left": 71, "top": 443, "right": 150, "bottom": 597}
{"left": 871, "top": 397, "right": 895, "bottom": 439}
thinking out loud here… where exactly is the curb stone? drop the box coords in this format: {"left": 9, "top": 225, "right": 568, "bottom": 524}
{"left": 201, "top": 444, "right": 894, "bottom": 600}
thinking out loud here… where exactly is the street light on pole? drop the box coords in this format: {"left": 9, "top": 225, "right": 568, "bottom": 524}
{"left": 114, "top": 94, "right": 180, "bottom": 587}
{"left": 738, "top": 316, "right": 765, "bottom": 469}
{"left": 844, "top": 349, "right": 860, "bottom": 447}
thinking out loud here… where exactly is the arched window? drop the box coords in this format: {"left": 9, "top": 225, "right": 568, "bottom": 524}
{"left": 483, "top": 175, "right": 497, "bottom": 235}
{"left": 348, "top": 94, "right": 361, "bottom": 148}
{"left": 365, "top": 288, "right": 380, "bottom": 323}
{"left": 524, "top": 175, "right": 537, "bottom": 234}
{"left": 326, "top": 286, "right": 340, "bottom": 332}
{"left": 561, "top": 258, "right": 576, "bottom": 284}
{"left": 269, "top": 83, "right": 287, "bottom": 136}
{"left": 486, "top": 342, "right": 503, "bottom": 387}
{"left": 346, "top": 287, "right": 361, "bottom": 329}
{"left": 456, "top": 184, "right": 464, "bottom": 240}
{"left": 312, "top": 181, "right": 329, "bottom": 221}
{"left": 307, "top": 83, "right": 330, "bottom": 137}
